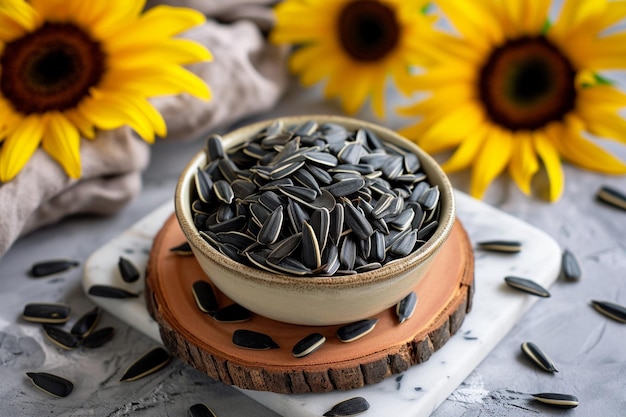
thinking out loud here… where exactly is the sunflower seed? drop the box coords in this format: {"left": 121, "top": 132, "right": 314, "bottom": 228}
{"left": 258, "top": 206, "right": 284, "bottom": 245}
{"left": 409, "top": 181, "right": 429, "bottom": 203}
{"left": 343, "top": 201, "right": 373, "bottom": 240}
{"left": 188, "top": 403, "right": 218, "bottom": 417}
{"left": 338, "top": 143, "right": 365, "bottom": 165}
{"left": 70, "top": 307, "right": 101, "bottom": 338}
{"left": 308, "top": 188, "right": 336, "bottom": 210}
{"left": 325, "top": 178, "right": 365, "bottom": 198}
{"left": 195, "top": 168, "right": 214, "bottom": 203}
{"left": 561, "top": 249, "right": 582, "bottom": 281}
{"left": 217, "top": 159, "right": 238, "bottom": 183}
{"left": 270, "top": 159, "right": 305, "bottom": 180}
{"left": 88, "top": 285, "right": 139, "bottom": 299}
{"left": 304, "top": 151, "right": 338, "bottom": 167}
{"left": 504, "top": 276, "right": 550, "bottom": 297}
{"left": 339, "top": 235, "right": 357, "bottom": 271}
{"left": 216, "top": 231, "right": 256, "bottom": 250}
{"left": 337, "top": 318, "right": 378, "bottom": 342}
{"left": 231, "top": 179, "right": 257, "bottom": 198}
{"left": 596, "top": 185, "right": 626, "bottom": 211}
{"left": 302, "top": 221, "right": 321, "bottom": 269}
{"left": 371, "top": 193, "right": 394, "bottom": 219}
{"left": 311, "top": 208, "right": 330, "bottom": 252}
{"left": 29, "top": 259, "right": 79, "bottom": 277}
{"left": 323, "top": 397, "right": 370, "bottom": 416}
{"left": 306, "top": 163, "right": 333, "bottom": 184}
{"left": 329, "top": 203, "right": 344, "bottom": 244}
{"left": 278, "top": 184, "right": 318, "bottom": 204}
{"left": 118, "top": 256, "right": 140, "bottom": 283}
{"left": 390, "top": 229, "right": 418, "bottom": 257}
{"left": 267, "top": 256, "right": 312, "bottom": 275}
{"left": 396, "top": 291, "right": 418, "bottom": 323}
{"left": 232, "top": 329, "right": 279, "bottom": 350}
{"left": 418, "top": 185, "right": 440, "bottom": 211}
{"left": 417, "top": 220, "right": 438, "bottom": 241}
{"left": 390, "top": 208, "right": 415, "bottom": 231}
{"left": 213, "top": 304, "right": 251, "bottom": 323}
{"left": 521, "top": 342, "right": 558, "bottom": 372}
{"left": 294, "top": 120, "right": 318, "bottom": 136}
{"left": 81, "top": 327, "right": 115, "bottom": 348}
{"left": 292, "top": 333, "right": 326, "bottom": 358}
{"left": 370, "top": 231, "right": 385, "bottom": 262}
{"left": 477, "top": 240, "right": 522, "bottom": 253}
{"left": 532, "top": 393, "right": 579, "bottom": 409}
{"left": 207, "top": 215, "right": 247, "bottom": 233}
{"left": 169, "top": 241, "right": 193, "bottom": 255}
{"left": 23, "top": 303, "right": 71, "bottom": 324}
{"left": 192, "top": 281, "right": 219, "bottom": 314}
{"left": 26, "top": 372, "right": 73, "bottom": 398}
{"left": 591, "top": 300, "right": 626, "bottom": 323}
{"left": 213, "top": 180, "right": 235, "bottom": 204}
{"left": 43, "top": 325, "right": 80, "bottom": 350}
{"left": 293, "top": 169, "right": 321, "bottom": 195}
{"left": 287, "top": 199, "right": 309, "bottom": 234}
{"left": 120, "top": 347, "right": 171, "bottom": 382}
{"left": 404, "top": 152, "right": 420, "bottom": 173}
{"left": 206, "top": 135, "right": 225, "bottom": 162}
{"left": 259, "top": 190, "right": 283, "bottom": 211}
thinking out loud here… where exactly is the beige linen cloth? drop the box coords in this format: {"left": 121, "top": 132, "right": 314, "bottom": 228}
{"left": 0, "top": 0, "right": 288, "bottom": 256}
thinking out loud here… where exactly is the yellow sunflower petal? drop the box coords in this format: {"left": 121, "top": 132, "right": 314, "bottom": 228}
{"left": 109, "top": 38, "right": 212, "bottom": 68}
{"left": 418, "top": 102, "right": 485, "bottom": 152}
{"left": 41, "top": 112, "right": 81, "bottom": 178}
{"left": 508, "top": 131, "right": 539, "bottom": 195}
{"left": 440, "top": 125, "right": 488, "bottom": 173}
{"left": 470, "top": 128, "right": 514, "bottom": 199}
{"left": 533, "top": 133, "right": 564, "bottom": 202}
{"left": 0, "top": 0, "right": 40, "bottom": 33}
{"left": 0, "top": 115, "right": 44, "bottom": 182}
{"left": 0, "top": 13, "right": 26, "bottom": 40}
{"left": 64, "top": 110, "right": 96, "bottom": 139}
{"left": 436, "top": 0, "right": 503, "bottom": 47}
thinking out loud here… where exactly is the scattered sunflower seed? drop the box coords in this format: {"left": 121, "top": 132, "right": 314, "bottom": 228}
{"left": 188, "top": 403, "right": 217, "bottom": 417}
{"left": 82, "top": 327, "right": 115, "bottom": 348}
{"left": 396, "top": 291, "right": 418, "bottom": 323}
{"left": 192, "top": 281, "right": 219, "bottom": 315}
{"left": 26, "top": 372, "right": 73, "bottom": 398}
{"left": 477, "top": 240, "right": 522, "bottom": 253}
{"left": 23, "top": 303, "right": 71, "bottom": 324}
{"left": 561, "top": 249, "right": 582, "bottom": 281}
{"left": 292, "top": 333, "right": 326, "bottom": 358}
{"left": 120, "top": 347, "right": 171, "bottom": 382}
{"left": 590, "top": 300, "right": 626, "bottom": 323}
{"left": 504, "top": 276, "right": 550, "bottom": 297}
{"left": 323, "top": 396, "right": 370, "bottom": 416}
{"left": 118, "top": 256, "right": 140, "bottom": 283}
{"left": 70, "top": 307, "right": 101, "bottom": 338}
{"left": 596, "top": 185, "right": 626, "bottom": 211}
{"left": 30, "top": 259, "right": 79, "bottom": 277}
{"left": 87, "top": 285, "right": 139, "bottom": 299}
{"left": 169, "top": 241, "right": 193, "bottom": 255}
{"left": 532, "top": 393, "right": 579, "bottom": 409}
{"left": 521, "top": 342, "right": 558, "bottom": 373}
{"left": 43, "top": 325, "right": 80, "bottom": 350}
{"left": 337, "top": 318, "right": 378, "bottom": 343}
{"left": 213, "top": 304, "right": 251, "bottom": 323}
{"left": 232, "top": 329, "right": 279, "bottom": 350}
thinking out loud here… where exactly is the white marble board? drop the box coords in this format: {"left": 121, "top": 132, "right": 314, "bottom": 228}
{"left": 83, "top": 190, "right": 562, "bottom": 417}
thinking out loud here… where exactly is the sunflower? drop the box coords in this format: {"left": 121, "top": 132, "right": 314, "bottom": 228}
{"left": 399, "top": 0, "right": 626, "bottom": 201}
{"left": 271, "top": 0, "right": 432, "bottom": 118}
{"left": 0, "top": 0, "right": 212, "bottom": 182}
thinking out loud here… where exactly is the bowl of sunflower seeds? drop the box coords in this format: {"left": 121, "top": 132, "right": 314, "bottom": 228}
{"left": 175, "top": 115, "right": 455, "bottom": 326}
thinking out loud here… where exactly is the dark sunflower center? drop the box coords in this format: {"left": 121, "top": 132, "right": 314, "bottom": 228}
{"left": 337, "top": 0, "right": 400, "bottom": 62}
{"left": 0, "top": 22, "right": 106, "bottom": 115}
{"left": 479, "top": 37, "right": 576, "bottom": 131}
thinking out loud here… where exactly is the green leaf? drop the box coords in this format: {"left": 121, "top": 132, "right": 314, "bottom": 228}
{"left": 541, "top": 19, "right": 552, "bottom": 35}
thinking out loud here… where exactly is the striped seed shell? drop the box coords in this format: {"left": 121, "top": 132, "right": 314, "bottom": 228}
{"left": 169, "top": 241, "right": 193, "bottom": 255}
{"left": 418, "top": 185, "right": 440, "bottom": 211}
{"left": 371, "top": 193, "right": 394, "bottom": 219}
{"left": 532, "top": 393, "right": 579, "bottom": 409}
{"left": 339, "top": 235, "right": 357, "bottom": 271}
{"left": 88, "top": 285, "right": 139, "bottom": 299}
{"left": 370, "top": 231, "right": 385, "bottom": 262}
{"left": 231, "top": 179, "right": 257, "bottom": 198}
{"left": 278, "top": 184, "right": 318, "bottom": 204}
{"left": 30, "top": 259, "right": 79, "bottom": 277}
{"left": 267, "top": 256, "right": 312, "bottom": 276}
{"left": 232, "top": 329, "right": 279, "bottom": 350}
{"left": 270, "top": 159, "right": 305, "bottom": 180}
{"left": 591, "top": 300, "right": 626, "bottom": 323}
{"left": 293, "top": 168, "right": 321, "bottom": 196}
{"left": 81, "top": 327, "right": 115, "bottom": 348}
{"left": 328, "top": 203, "right": 344, "bottom": 244}
{"left": 70, "top": 307, "right": 101, "bottom": 338}
{"left": 521, "top": 342, "right": 558, "bottom": 372}
{"left": 43, "top": 325, "right": 80, "bottom": 350}
{"left": 257, "top": 206, "right": 284, "bottom": 245}
{"left": 324, "top": 177, "right": 365, "bottom": 198}
{"left": 192, "top": 281, "right": 219, "bottom": 314}
{"left": 207, "top": 215, "right": 247, "bottom": 233}
{"left": 118, "top": 256, "right": 140, "bottom": 283}
{"left": 311, "top": 207, "right": 330, "bottom": 252}
{"left": 390, "top": 229, "right": 418, "bottom": 257}
{"left": 596, "top": 185, "right": 626, "bottom": 211}
{"left": 417, "top": 220, "right": 438, "bottom": 241}
{"left": 26, "top": 372, "right": 73, "bottom": 398}
{"left": 396, "top": 291, "right": 418, "bottom": 323}
{"left": 389, "top": 208, "right": 415, "bottom": 231}
{"left": 338, "top": 142, "right": 365, "bottom": 165}
{"left": 213, "top": 180, "right": 235, "bottom": 204}
{"left": 292, "top": 333, "right": 326, "bottom": 358}
{"left": 403, "top": 152, "right": 420, "bottom": 173}
{"left": 343, "top": 202, "right": 373, "bottom": 240}
{"left": 306, "top": 163, "right": 333, "bottom": 184}
{"left": 337, "top": 318, "right": 378, "bottom": 343}
{"left": 504, "top": 276, "right": 551, "bottom": 297}
{"left": 302, "top": 221, "right": 321, "bottom": 269}
{"left": 381, "top": 156, "right": 403, "bottom": 179}
{"left": 304, "top": 151, "right": 338, "bottom": 167}
{"left": 217, "top": 158, "right": 238, "bottom": 183}
{"left": 561, "top": 249, "right": 582, "bottom": 281}
{"left": 477, "top": 240, "right": 522, "bottom": 253}
{"left": 323, "top": 397, "right": 370, "bottom": 416}
{"left": 259, "top": 190, "right": 283, "bottom": 211}
{"left": 268, "top": 233, "right": 302, "bottom": 261}
{"left": 120, "top": 347, "right": 171, "bottom": 382}
{"left": 213, "top": 304, "right": 251, "bottom": 323}
{"left": 23, "top": 303, "right": 71, "bottom": 324}
{"left": 206, "top": 134, "right": 225, "bottom": 162}
{"left": 195, "top": 167, "right": 214, "bottom": 203}
{"left": 188, "top": 403, "right": 217, "bottom": 417}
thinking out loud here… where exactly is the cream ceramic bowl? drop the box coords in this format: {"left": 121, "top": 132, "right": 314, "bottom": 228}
{"left": 175, "top": 115, "right": 455, "bottom": 326}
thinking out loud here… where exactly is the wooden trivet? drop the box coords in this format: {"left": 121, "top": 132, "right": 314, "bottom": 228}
{"left": 145, "top": 215, "right": 474, "bottom": 394}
